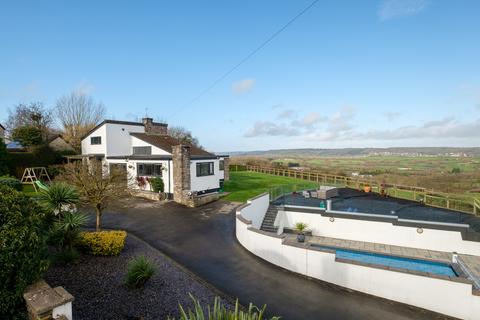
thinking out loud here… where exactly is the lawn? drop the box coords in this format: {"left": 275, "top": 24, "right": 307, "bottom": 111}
{"left": 22, "top": 184, "right": 39, "bottom": 197}
{"left": 223, "top": 171, "right": 317, "bottom": 202}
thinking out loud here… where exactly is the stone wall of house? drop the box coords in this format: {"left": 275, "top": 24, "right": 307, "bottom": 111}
{"left": 184, "top": 192, "right": 221, "bottom": 207}
{"left": 223, "top": 157, "right": 230, "bottom": 181}
{"left": 142, "top": 117, "right": 168, "bottom": 135}
{"left": 172, "top": 145, "right": 191, "bottom": 205}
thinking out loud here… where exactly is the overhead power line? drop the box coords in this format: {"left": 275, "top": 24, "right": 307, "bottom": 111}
{"left": 169, "top": 0, "right": 320, "bottom": 119}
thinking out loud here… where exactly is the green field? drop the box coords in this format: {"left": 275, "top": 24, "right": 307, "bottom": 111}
{"left": 234, "top": 155, "right": 480, "bottom": 196}
{"left": 223, "top": 171, "right": 317, "bottom": 202}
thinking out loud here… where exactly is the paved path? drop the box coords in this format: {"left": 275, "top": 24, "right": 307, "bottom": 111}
{"left": 92, "top": 199, "right": 451, "bottom": 320}
{"left": 302, "top": 234, "right": 453, "bottom": 263}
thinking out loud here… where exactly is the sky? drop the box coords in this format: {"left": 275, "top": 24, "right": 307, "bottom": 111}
{"left": 1, "top": 0, "right": 479, "bottom": 152}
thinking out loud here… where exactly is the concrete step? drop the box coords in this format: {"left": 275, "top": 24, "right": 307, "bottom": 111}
{"left": 260, "top": 204, "right": 279, "bottom": 233}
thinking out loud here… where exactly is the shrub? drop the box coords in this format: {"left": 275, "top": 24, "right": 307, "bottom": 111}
{"left": 53, "top": 212, "right": 89, "bottom": 250}
{"left": 149, "top": 177, "right": 164, "bottom": 193}
{"left": 169, "top": 294, "right": 280, "bottom": 320}
{"left": 76, "top": 230, "right": 127, "bottom": 256}
{"left": 11, "top": 125, "right": 43, "bottom": 146}
{"left": 124, "top": 256, "right": 156, "bottom": 288}
{"left": 0, "top": 185, "right": 49, "bottom": 319}
{"left": 0, "top": 175, "right": 22, "bottom": 191}
{"left": 54, "top": 247, "right": 80, "bottom": 265}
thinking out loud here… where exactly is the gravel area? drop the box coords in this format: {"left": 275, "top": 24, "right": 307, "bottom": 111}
{"left": 44, "top": 233, "right": 232, "bottom": 319}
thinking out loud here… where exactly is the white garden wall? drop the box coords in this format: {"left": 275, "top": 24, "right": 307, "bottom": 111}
{"left": 236, "top": 210, "right": 480, "bottom": 319}
{"left": 236, "top": 193, "right": 270, "bottom": 229}
{"left": 276, "top": 207, "right": 480, "bottom": 256}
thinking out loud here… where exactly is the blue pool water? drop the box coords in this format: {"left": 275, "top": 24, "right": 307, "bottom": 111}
{"left": 314, "top": 245, "right": 457, "bottom": 277}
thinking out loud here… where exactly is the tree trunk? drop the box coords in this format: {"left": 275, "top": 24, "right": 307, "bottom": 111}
{"left": 95, "top": 205, "right": 102, "bottom": 232}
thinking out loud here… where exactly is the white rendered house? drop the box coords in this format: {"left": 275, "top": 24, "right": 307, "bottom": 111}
{"left": 81, "top": 118, "right": 229, "bottom": 204}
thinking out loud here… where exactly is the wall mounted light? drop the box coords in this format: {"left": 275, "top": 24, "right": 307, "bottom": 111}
{"left": 329, "top": 217, "right": 335, "bottom": 222}
{"left": 417, "top": 227, "right": 423, "bottom": 234}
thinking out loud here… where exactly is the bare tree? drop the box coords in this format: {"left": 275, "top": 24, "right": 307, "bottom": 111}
{"left": 6, "top": 102, "right": 54, "bottom": 139}
{"left": 168, "top": 126, "right": 201, "bottom": 148}
{"left": 59, "top": 159, "right": 128, "bottom": 231}
{"left": 55, "top": 92, "right": 106, "bottom": 152}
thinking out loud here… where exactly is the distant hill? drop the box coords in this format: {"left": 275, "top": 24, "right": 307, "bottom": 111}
{"left": 225, "top": 147, "right": 480, "bottom": 157}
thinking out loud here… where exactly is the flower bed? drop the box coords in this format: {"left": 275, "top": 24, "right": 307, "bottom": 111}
{"left": 45, "top": 233, "right": 230, "bottom": 319}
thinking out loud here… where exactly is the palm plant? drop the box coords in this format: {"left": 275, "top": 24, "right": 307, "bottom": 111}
{"left": 294, "top": 222, "right": 308, "bottom": 234}
{"left": 54, "top": 211, "right": 89, "bottom": 250}
{"left": 38, "top": 182, "right": 79, "bottom": 216}
{"left": 170, "top": 294, "right": 280, "bottom": 320}
{"left": 294, "top": 222, "right": 308, "bottom": 243}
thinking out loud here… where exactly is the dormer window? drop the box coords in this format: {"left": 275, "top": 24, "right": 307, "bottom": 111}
{"left": 133, "top": 146, "right": 152, "bottom": 155}
{"left": 91, "top": 136, "right": 101, "bottom": 145}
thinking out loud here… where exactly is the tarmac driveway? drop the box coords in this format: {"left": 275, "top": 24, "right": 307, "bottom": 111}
{"left": 93, "top": 198, "right": 450, "bottom": 320}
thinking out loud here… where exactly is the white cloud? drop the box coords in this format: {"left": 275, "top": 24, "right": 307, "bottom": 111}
{"left": 301, "top": 112, "right": 324, "bottom": 126}
{"left": 232, "top": 78, "right": 255, "bottom": 94}
{"left": 357, "top": 117, "right": 480, "bottom": 140}
{"left": 378, "top": 0, "right": 429, "bottom": 21}
{"left": 244, "top": 121, "right": 300, "bottom": 137}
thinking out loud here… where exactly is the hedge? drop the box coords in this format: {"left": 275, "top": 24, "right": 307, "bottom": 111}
{"left": 76, "top": 230, "right": 127, "bottom": 256}
{"left": 0, "top": 176, "right": 22, "bottom": 191}
{"left": 0, "top": 185, "right": 49, "bottom": 319}
{"left": 6, "top": 145, "right": 73, "bottom": 177}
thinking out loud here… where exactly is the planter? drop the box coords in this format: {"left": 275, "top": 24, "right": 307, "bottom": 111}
{"left": 297, "top": 233, "right": 305, "bottom": 243}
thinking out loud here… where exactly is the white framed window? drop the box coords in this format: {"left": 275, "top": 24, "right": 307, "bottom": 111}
{"left": 91, "top": 136, "right": 101, "bottom": 145}
{"left": 196, "top": 162, "right": 214, "bottom": 177}
{"left": 137, "top": 163, "right": 162, "bottom": 176}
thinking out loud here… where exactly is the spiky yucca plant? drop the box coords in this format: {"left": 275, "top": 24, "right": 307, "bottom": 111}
{"left": 38, "top": 182, "right": 79, "bottom": 215}
{"left": 125, "top": 256, "right": 156, "bottom": 288}
{"left": 170, "top": 294, "right": 280, "bottom": 320}
{"left": 294, "top": 222, "right": 308, "bottom": 234}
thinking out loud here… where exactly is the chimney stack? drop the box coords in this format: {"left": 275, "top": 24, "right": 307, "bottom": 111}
{"left": 142, "top": 117, "right": 168, "bottom": 135}
{"left": 172, "top": 145, "right": 191, "bottom": 204}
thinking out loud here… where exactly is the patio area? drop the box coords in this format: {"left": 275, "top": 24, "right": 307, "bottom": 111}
{"left": 272, "top": 187, "right": 480, "bottom": 240}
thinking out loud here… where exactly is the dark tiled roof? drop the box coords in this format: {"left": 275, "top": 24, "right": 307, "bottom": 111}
{"left": 81, "top": 119, "right": 168, "bottom": 140}
{"left": 130, "top": 132, "right": 214, "bottom": 157}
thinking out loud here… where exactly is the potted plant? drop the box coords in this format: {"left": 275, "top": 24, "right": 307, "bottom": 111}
{"left": 294, "top": 222, "right": 308, "bottom": 243}
{"left": 149, "top": 177, "right": 167, "bottom": 200}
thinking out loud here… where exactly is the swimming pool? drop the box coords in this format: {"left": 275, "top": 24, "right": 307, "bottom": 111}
{"left": 313, "top": 245, "right": 457, "bottom": 277}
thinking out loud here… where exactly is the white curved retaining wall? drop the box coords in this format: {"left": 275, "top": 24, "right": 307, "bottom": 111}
{"left": 236, "top": 197, "right": 480, "bottom": 320}
{"left": 236, "top": 193, "right": 270, "bottom": 229}
{"left": 276, "top": 206, "right": 480, "bottom": 256}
